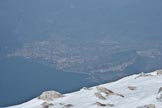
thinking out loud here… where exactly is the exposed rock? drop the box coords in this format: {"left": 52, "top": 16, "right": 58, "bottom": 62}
{"left": 41, "top": 102, "right": 54, "bottom": 108}
{"left": 156, "top": 94, "right": 162, "bottom": 102}
{"left": 94, "top": 92, "right": 106, "bottom": 100}
{"left": 157, "top": 70, "right": 162, "bottom": 75}
{"left": 107, "top": 103, "right": 115, "bottom": 107}
{"left": 81, "top": 87, "right": 92, "bottom": 90}
{"left": 95, "top": 102, "right": 107, "bottom": 107}
{"left": 157, "top": 87, "right": 162, "bottom": 102}
{"left": 158, "top": 87, "right": 162, "bottom": 93}
{"left": 96, "top": 86, "right": 113, "bottom": 94}
{"left": 147, "top": 104, "right": 156, "bottom": 108}
{"left": 94, "top": 102, "right": 114, "bottom": 107}
{"left": 63, "top": 104, "right": 74, "bottom": 108}
{"left": 38, "top": 91, "right": 63, "bottom": 101}
{"left": 59, "top": 103, "right": 74, "bottom": 108}
{"left": 128, "top": 86, "right": 137, "bottom": 91}
{"left": 137, "top": 104, "right": 156, "bottom": 108}
{"left": 96, "top": 86, "right": 124, "bottom": 98}
{"left": 59, "top": 103, "right": 64, "bottom": 105}
{"left": 135, "top": 72, "right": 153, "bottom": 79}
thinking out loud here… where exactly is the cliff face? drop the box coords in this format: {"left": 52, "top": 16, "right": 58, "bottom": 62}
{"left": 8, "top": 70, "right": 162, "bottom": 108}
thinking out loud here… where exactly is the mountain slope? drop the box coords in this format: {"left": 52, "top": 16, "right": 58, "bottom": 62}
{"left": 8, "top": 70, "right": 162, "bottom": 108}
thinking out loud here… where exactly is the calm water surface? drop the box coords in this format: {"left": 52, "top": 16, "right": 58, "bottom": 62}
{"left": 0, "top": 57, "right": 95, "bottom": 107}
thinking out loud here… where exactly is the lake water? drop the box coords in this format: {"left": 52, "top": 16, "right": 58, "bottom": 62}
{"left": 0, "top": 57, "right": 95, "bottom": 107}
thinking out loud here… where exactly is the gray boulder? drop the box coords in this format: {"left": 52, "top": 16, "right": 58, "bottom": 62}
{"left": 38, "top": 90, "right": 63, "bottom": 101}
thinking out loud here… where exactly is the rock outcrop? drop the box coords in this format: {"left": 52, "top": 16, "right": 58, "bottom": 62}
{"left": 137, "top": 104, "right": 156, "bottom": 108}
{"left": 59, "top": 103, "right": 74, "bottom": 108}
{"left": 38, "top": 90, "right": 63, "bottom": 101}
{"left": 157, "top": 87, "right": 162, "bottom": 102}
{"left": 96, "top": 86, "right": 124, "bottom": 98}
{"left": 81, "top": 87, "right": 92, "bottom": 90}
{"left": 128, "top": 86, "right": 137, "bottom": 91}
{"left": 95, "top": 102, "right": 114, "bottom": 107}
{"left": 135, "top": 72, "right": 153, "bottom": 79}
{"left": 157, "top": 70, "right": 162, "bottom": 75}
{"left": 63, "top": 104, "right": 74, "bottom": 108}
{"left": 94, "top": 92, "right": 106, "bottom": 100}
{"left": 95, "top": 102, "right": 107, "bottom": 107}
{"left": 41, "top": 102, "right": 54, "bottom": 108}
{"left": 158, "top": 87, "right": 162, "bottom": 93}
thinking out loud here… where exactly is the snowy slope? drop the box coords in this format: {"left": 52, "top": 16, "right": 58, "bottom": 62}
{"left": 7, "top": 70, "right": 162, "bottom": 108}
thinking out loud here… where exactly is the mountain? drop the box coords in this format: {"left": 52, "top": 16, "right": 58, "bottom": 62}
{"left": 7, "top": 69, "right": 162, "bottom": 108}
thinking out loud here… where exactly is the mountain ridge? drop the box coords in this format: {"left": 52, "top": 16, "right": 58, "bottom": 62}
{"left": 7, "top": 69, "right": 162, "bottom": 108}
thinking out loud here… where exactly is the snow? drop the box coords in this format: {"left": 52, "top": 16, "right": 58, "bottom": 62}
{"left": 7, "top": 71, "right": 162, "bottom": 108}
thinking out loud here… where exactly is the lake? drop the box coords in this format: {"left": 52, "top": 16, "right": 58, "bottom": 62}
{"left": 0, "top": 57, "right": 95, "bottom": 107}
